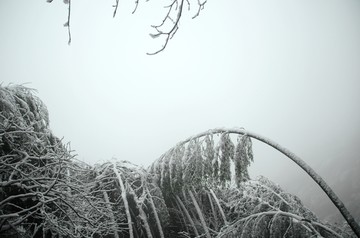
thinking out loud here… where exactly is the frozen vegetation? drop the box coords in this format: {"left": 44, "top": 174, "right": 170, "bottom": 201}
{"left": 0, "top": 85, "right": 358, "bottom": 237}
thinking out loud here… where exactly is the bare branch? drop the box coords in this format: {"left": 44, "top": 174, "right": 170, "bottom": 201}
{"left": 64, "top": 0, "right": 72, "bottom": 45}
{"left": 132, "top": 0, "right": 139, "bottom": 14}
{"left": 192, "top": 0, "right": 206, "bottom": 19}
{"left": 147, "top": 0, "right": 185, "bottom": 55}
{"left": 113, "top": 0, "right": 120, "bottom": 17}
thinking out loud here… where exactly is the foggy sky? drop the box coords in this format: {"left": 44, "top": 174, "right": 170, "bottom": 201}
{"left": 1, "top": 0, "right": 360, "bottom": 221}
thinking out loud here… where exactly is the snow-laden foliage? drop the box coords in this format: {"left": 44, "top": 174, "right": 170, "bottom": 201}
{"left": 0, "top": 85, "right": 357, "bottom": 237}
{"left": 234, "top": 135, "right": 253, "bottom": 186}
{"left": 149, "top": 132, "right": 254, "bottom": 191}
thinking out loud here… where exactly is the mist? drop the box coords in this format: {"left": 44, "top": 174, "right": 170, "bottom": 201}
{"left": 1, "top": 0, "right": 359, "bottom": 223}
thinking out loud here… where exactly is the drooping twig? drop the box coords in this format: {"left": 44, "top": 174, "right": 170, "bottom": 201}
{"left": 192, "top": 0, "right": 206, "bottom": 19}
{"left": 48, "top": 0, "right": 205, "bottom": 54}
{"left": 147, "top": 0, "right": 207, "bottom": 54}
{"left": 132, "top": 0, "right": 140, "bottom": 14}
{"left": 63, "top": 0, "right": 72, "bottom": 45}
{"left": 147, "top": 0, "right": 185, "bottom": 55}
{"left": 113, "top": 0, "right": 120, "bottom": 17}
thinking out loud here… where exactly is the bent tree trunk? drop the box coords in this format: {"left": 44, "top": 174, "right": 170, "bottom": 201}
{"left": 112, "top": 162, "right": 134, "bottom": 238}
{"left": 146, "top": 187, "right": 165, "bottom": 238}
{"left": 188, "top": 189, "right": 211, "bottom": 238}
{"left": 209, "top": 188, "right": 228, "bottom": 226}
{"left": 166, "top": 127, "right": 360, "bottom": 237}
{"left": 175, "top": 195, "right": 199, "bottom": 237}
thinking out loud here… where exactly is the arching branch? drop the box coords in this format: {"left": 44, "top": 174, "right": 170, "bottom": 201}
{"left": 156, "top": 127, "right": 360, "bottom": 237}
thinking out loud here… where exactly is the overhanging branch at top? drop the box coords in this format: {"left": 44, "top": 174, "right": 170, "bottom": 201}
{"left": 47, "top": 0, "right": 207, "bottom": 55}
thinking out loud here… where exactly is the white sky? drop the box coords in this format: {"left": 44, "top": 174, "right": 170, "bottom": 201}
{"left": 1, "top": 0, "right": 360, "bottom": 220}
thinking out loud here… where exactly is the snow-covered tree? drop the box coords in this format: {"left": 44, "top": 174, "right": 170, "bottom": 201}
{"left": 1, "top": 85, "right": 358, "bottom": 237}
{"left": 0, "top": 85, "right": 105, "bottom": 237}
